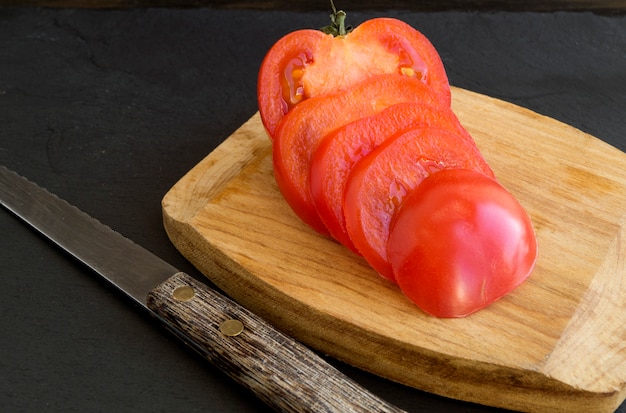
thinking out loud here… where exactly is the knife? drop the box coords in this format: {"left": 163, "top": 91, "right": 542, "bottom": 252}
{"left": 0, "top": 165, "right": 407, "bottom": 413}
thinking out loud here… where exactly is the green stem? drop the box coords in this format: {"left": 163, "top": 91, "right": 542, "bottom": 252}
{"left": 320, "top": 0, "right": 351, "bottom": 37}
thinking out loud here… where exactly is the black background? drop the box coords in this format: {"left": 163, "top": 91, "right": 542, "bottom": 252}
{"left": 1, "top": 7, "right": 625, "bottom": 413}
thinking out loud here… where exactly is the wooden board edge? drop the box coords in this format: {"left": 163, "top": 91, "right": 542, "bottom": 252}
{"left": 542, "top": 216, "right": 626, "bottom": 396}
{"left": 161, "top": 113, "right": 268, "bottom": 225}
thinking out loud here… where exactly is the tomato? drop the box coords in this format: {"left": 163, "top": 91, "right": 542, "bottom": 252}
{"left": 310, "top": 102, "right": 474, "bottom": 253}
{"left": 274, "top": 74, "right": 442, "bottom": 236}
{"left": 343, "top": 127, "right": 494, "bottom": 281}
{"left": 258, "top": 17, "right": 451, "bottom": 138}
{"left": 259, "top": 12, "right": 538, "bottom": 317}
{"left": 387, "top": 169, "right": 538, "bottom": 317}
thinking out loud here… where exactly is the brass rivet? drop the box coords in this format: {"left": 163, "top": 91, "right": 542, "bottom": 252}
{"left": 219, "top": 319, "right": 244, "bottom": 337}
{"left": 172, "top": 285, "right": 195, "bottom": 302}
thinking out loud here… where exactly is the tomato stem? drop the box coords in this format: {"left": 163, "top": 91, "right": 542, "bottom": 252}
{"left": 320, "top": 0, "right": 351, "bottom": 37}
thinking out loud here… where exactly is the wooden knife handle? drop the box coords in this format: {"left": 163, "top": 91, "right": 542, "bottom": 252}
{"left": 146, "top": 272, "right": 406, "bottom": 413}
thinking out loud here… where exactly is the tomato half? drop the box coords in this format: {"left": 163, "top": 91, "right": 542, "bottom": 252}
{"left": 258, "top": 17, "right": 451, "bottom": 138}
{"left": 274, "top": 74, "right": 442, "bottom": 236}
{"left": 387, "top": 169, "right": 538, "bottom": 317}
{"left": 310, "top": 102, "right": 473, "bottom": 253}
{"left": 343, "top": 127, "right": 494, "bottom": 280}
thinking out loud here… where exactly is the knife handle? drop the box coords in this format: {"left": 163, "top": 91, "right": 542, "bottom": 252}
{"left": 146, "top": 272, "right": 406, "bottom": 413}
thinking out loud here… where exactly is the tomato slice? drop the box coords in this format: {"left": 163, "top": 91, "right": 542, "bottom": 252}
{"left": 258, "top": 17, "right": 450, "bottom": 138}
{"left": 343, "top": 127, "right": 494, "bottom": 280}
{"left": 310, "top": 102, "right": 474, "bottom": 252}
{"left": 387, "top": 169, "right": 537, "bottom": 317}
{"left": 273, "top": 74, "right": 442, "bottom": 236}
{"left": 258, "top": 29, "right": 325, "bottom": 137}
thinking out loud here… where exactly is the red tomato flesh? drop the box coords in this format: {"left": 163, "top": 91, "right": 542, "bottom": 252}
{"left": 387, "top": 169, "right": 537, "bottom": 317}
{"left": 273, "top": 74, "right": 442, "bottom": 235}
{"left": 310, "top": 102, "right": 474, "bottom": 252}
{"left": 343, "top": 127, "right": 494, "bottom": 280}
{"left": 258, "top": 17, "right": 451, "bottom": 138}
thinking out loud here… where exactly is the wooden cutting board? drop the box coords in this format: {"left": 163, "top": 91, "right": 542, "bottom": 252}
{"left": 161, "top": 87, "right": 626, "bottom": 413}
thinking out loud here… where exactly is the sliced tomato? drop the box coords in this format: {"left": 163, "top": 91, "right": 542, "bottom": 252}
{"left": 258, "top": 17, "right": 450, "bottom": 138}
{"left": 258, "top": 29, "right": 325, "bottom": 137}
{"left": 310, "top": 102, "right": 474, "bottom": 252}
{"left": 343, "top": 127, "right": 494, "bottom": 280}
{"left": 387, "top": 169, "right": 537, "bottom": 317}
{"left": 273, "top": 74, "right": 442, "bottom": 236}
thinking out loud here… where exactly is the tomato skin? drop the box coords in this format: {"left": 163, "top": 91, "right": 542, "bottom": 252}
{"left": 387, "top": 169, "right": 538, "bottom": 318}
{"left": 343, "top": 127, "right": 494, "bottom": 281}
{"left": 273, "top": 74, "right": 442, "bottom": 236}
{"left": 257, "top": 17, "right": 450, "bottom": 138}
{"left": 310, "top": 102, "right": 473, "bottom": 253}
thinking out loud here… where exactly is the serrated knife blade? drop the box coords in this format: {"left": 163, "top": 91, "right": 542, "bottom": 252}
{"left": 0, "top": 166, "right": 178, "bottom": 307}
{"left": 0, "top": 165, "right": 405, "bottom": 413}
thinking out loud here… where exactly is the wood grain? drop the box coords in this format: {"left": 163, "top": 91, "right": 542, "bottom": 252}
{"left": 162, "top": 87, "right": 626, "bottom": 412}
{"left": 147, "top": 272, "right": 406, "bottom": 413}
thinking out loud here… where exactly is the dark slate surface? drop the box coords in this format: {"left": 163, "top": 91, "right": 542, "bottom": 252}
{"left": 2, "top": 1, "right": 626, "bottom": 12}
{"left": 1, "top": 7, "right": 625, "bottom": 413}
